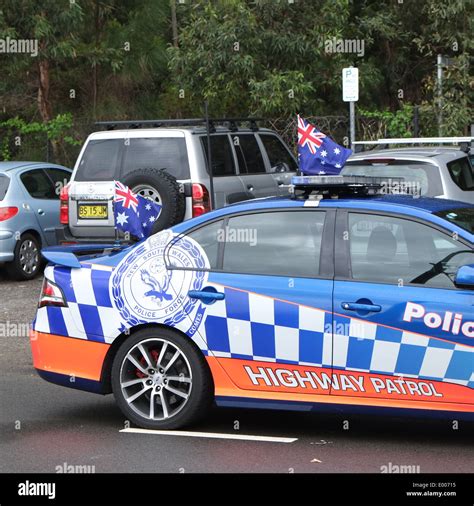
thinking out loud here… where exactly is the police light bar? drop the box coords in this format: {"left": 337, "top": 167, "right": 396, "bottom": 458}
{"left": 290, "top": 175, "right": 417, "bottom": 199}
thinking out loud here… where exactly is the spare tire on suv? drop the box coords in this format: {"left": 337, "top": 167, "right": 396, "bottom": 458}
{"left": 122, "top": 168, "right": 185, "bottom": 234}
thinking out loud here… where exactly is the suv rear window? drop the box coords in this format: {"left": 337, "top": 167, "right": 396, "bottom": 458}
{"left": 75, "top": 137, "right": 190, "bottom": 182}
{"left": 435, "top": 207, "right": 474, "bottom": 234}
{"left": 76, "top": 139, "right": 122, "bottom": 181}
{"left": 341, "top": 160, "right": 443, "bottom": 197}
{"left": 121, "top": 138, "right": 190, "bottom": 180}
{"left": 447, "top": 157, "right": 474, "bottom": 191}
{"left": 0, "top": 174, "right": 10, "bottom": 200}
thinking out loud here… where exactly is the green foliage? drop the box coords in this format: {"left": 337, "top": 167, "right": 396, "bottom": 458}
{"left": 0, "top": 0, "right": 472, "bottom": 164}
{"left": 0, "top": 114, "right": 81, "bottom": 161}
{"left": 358, "top": 104, "right": 415, "bottom": 138}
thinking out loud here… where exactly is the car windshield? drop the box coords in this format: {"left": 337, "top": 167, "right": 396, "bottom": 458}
{"left": 435, "top": 207, "right": 474, "bottom": 234}
{"left": 446, "top": 157, "right": 474, "bottom": 191}
{"left": 0, "top": 174, "right": 10, "bottom": 200}
{"left": 341, "top": 160, "right": 443, "bottom": 197}
{"left": 75, "top": 137, "right": 191, "bottom": 181}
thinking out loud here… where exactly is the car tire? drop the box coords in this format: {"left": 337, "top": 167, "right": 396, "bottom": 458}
{"left": 121, "top": 168, "right": 185, "bottom": 235}
{"left": 111, "top": 327, "right": 213, "bottom": 430}
{"left": 6, "top": 232, "right": 42, "bottom": 280}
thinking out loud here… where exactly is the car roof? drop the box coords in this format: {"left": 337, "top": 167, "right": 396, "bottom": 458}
{"left": 0, "top": 161, "right": 70, "bottom": 173}
{"left": 86, "top": 126, "right": 278, "bottom": 139}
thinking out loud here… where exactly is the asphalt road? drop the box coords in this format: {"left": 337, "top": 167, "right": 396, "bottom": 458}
{"left": 0, "top": 270, "right": 473, "bottom": 474}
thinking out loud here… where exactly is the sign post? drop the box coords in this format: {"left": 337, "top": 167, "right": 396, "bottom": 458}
{"left": 342, "top": 67, "right": 359, "bottom": 151}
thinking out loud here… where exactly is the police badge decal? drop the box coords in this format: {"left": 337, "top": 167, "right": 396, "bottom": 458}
{"left": 111, "top": 230, "right": 209, "bottom": 332}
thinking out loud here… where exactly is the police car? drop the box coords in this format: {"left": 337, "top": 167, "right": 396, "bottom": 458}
{"left": 30, "top": 176, "right": 474, "bottom": 429}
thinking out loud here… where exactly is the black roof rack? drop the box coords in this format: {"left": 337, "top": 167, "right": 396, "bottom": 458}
{"left": 290, "top": 175, "right": 418, "bottom": 200}
{"left": 94, "top": 117, "right": 264, "bottom": 132}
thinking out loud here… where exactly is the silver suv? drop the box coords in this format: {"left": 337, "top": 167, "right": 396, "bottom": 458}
{"left": 342, "top": 145, "right": 474, "bottom": 203}
{"left": 56, "top": 120, "right": 297, "bottom": 243}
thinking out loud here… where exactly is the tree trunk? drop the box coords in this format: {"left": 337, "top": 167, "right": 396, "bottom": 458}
{"left": 37, "top": 58, "right": 52, "bottom": 122}
{"left": 170, "top": 0, "right": 178, "bottom": 47}
{"left": 37, "top": 53, "right": 60, "bottom": 162}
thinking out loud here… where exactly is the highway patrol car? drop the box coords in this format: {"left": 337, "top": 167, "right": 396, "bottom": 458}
{"left": 31, "top": 177, "right": 474, "bottom": 429}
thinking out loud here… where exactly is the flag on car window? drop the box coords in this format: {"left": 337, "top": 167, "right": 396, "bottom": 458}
{"left": 297, "top": 115, "right": 352, "bottom": 175}
{"left": 113, "top": 181, "right": 162, "bottom": 240}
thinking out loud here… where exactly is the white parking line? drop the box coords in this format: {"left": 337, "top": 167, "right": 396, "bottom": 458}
{"left": 120, "top": 428, "right": 297, "bottom": 443}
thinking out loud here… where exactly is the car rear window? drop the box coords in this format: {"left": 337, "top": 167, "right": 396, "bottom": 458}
{"left": 76, "top": 139, "right": 122, "bottom": 181}
{"left": 121, "top": 138, "right": 190, "bottom": 180}
{"left": 0, "top": 174, "right": 10, "bottom": 200}
{"left": 75, "top": 137, "right": 191, "bottom": 182}
{"left": 435, "top": 207, "right": 474, "bottom": 234}
{"left": 341, "top": 160, "right": 443, "bottom": 197}
{"left": 447, "top": 157, "right": 474, "bottom": 191}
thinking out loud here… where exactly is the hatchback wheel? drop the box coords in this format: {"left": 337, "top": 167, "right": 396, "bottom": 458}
{"left": 112, "top": 328, "right": 213, "bottom": 429}
{"left": 6, "top": 233, "right": 42, "bottom": 280}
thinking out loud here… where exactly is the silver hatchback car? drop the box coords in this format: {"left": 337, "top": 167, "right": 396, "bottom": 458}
{"left": 342, "top": 146, "right": 474, "bottom": 203}
{"left": 0, "top": 162, "right": 72, "bottom": 280}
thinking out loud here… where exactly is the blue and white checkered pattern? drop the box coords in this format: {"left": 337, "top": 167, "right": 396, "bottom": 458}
{"left": 195, "top": 285, "right": 474, "bottom": 389}
{"left": 34, "top": 264, "right": 119, "bottom": 343}
{"left": 34, "top": 266, "right": 474, "bottom": 389}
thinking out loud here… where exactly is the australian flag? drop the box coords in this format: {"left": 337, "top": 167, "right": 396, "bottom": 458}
{"left": 113, "top": 181, "right": 162, "bottom": 240}
{"left": 297, "top": 115, "right": 352, "bottom": 175}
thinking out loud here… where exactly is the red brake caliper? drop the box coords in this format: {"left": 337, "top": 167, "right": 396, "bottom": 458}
{"left": 135, "top": 349, "right": 161, "bottom": 378}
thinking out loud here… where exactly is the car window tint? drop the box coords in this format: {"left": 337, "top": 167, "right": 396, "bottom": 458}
{"left": 0, "top": 174, "right": 10, "bottom": 200}
{"left": 342, "top": 161, "right": 443, "bottom": 197}
{"left": 20, "top": 169, "right": 55, "bottom": 199}
{"left": 122, "top": 138, "right": 190, "bottom": 180}
{"left": 222, "top": 211, "right": 326, "bottom": 277}
{"left": 348, "top": 213, "right": 474, "bottom": 288}
{"left": 44, "top": 168, "right": 71, "bottom": 199}
{"left": 186, "top": 219, "right": 223, "bottom": 269}
{"left": 435, "top": 207, "right": 474, "bottom": 234}
{"left": 447, "top": 157, "right": 474, "bottom": 191}
{"left": 233, "top": 134, "right": 266, "bottom": 174}
{"left": 259, "top": 134, "right": 297, "bottom": 173}
{"left": 76, "top": 139, "right": 121, "bottom": 181}
{"left": 201, "top": 135, "right": 236, "bottom": 177}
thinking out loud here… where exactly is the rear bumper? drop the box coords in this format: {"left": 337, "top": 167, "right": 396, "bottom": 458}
{"left": 55, "top": 225, "right": 128, "bottom": 245}
{"left": 30, "top": 329, "right": 110, "bottom": 394}
{"left": 0, "top": 230, "right": 16, "bottom": 262}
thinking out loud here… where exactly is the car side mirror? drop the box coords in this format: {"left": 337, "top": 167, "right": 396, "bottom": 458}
{"left": 455, "top": 264, "right": 474, "bottom": 288}
{"left": 272, "top": 162, "right": 289, "bottom": 173}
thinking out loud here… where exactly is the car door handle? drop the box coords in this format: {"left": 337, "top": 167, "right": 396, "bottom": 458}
{"left": 341, "top": 302, "right": 381, "bottom": 313}
{"left": 247, "top": 185, "right": 254, "bottom": 192}
{"left": 188, "top": 289, "right": 225, "bottom": 304}
{"left": 37, "top": 209, "right": 45, "bottom": 216}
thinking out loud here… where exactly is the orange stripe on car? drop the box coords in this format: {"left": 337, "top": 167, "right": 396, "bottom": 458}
{"left": 30, "top": 330, "right": 110, "bottom": 381}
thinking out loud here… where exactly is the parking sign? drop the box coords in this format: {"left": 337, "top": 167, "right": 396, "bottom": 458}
{"left": 342, "top": 67, "right": 359, "bottom": 102}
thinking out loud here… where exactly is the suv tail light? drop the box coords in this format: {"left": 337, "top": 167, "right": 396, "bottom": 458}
{"left": 38, "top": 278, "right": 67, "bottom": 308}
{"left": 0, "top": 206, "right": 18, "bottom": 222}
{"left": 60, "top": 183, "right": 70, "bottom": 224}
{"left": 192, "top": 183, "right": 211, "bottom": 217}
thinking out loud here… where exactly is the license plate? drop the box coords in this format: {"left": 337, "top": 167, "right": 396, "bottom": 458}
{"left": 78, "top": 203, "right": 108, "bottom": 220}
